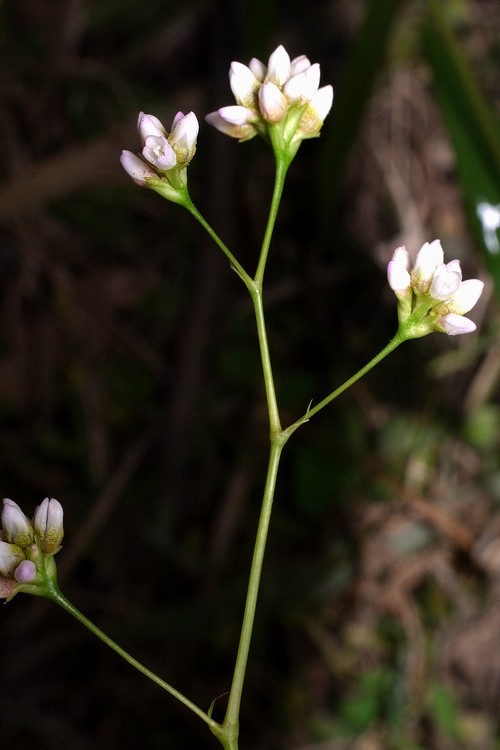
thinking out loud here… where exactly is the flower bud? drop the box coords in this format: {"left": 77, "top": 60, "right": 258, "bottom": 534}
{"left": 1, "top": 498, "right": 34, "bottom": 548}
{"left": 120, "top": 151, "right": 158, "bottom": 186}
{"left": 387, "top": 239, "right": 484, "bottom": 338}
{"left": 33, "top": 497, "right": 64, "bottom": 554}
{"left": 259, "top": 82, "right": 288, "bottom": 123}
{"left": 0, "top": 541, "right": 25, "bottom": 576}
{"left": 14, "top": 559, "right": 37, "bottom": 583}
{"left": 168, "top": 111, "right": 199, "bottom": 165}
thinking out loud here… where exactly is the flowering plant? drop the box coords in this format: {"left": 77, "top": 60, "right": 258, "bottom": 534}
{"left": 4, "top": 44, "right": 484, "bottom": 750}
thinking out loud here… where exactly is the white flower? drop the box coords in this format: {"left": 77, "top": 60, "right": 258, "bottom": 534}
{"left": 258, "top": 82, "right": 288, "bottom": 122}
{"left": 206, "top": 44, "right": 333, "bottom": 146}
{"left": 439, "top": 313, "right": 477, "bottom": 336}
{"left": 33, "top": 497, "right": 64, "bottom": 554}
{"left": 387, "top": 240, "right": 484, "bottom": 337}
{"left": 121, "top": 111, "right": 199, "bottom": 188}
{"left": 1, "top": 498, "right": 34, "bottom": 548}
{"left": 387, "top": 246, "right": 411, "bottom": 296}
{"left": 168, "top": 111, "right": 199, "bottom": 163}
{"left": 0, "top": 540, "right": 25, "bottom": 577}
{"left": 410, "top": 240, "right": 444, "bottom": 293}
{"left": 120, "top": 151, "right": 158, "bottom": 186}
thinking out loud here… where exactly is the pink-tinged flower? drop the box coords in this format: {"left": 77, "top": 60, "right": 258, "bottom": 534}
{"left": 0, "top": 541, "right": 25, "bottom": 576}
{"left": 387, "top": 246, "right": 411, "bottom": 296}
{"left": 121, "top": 111, "right": 199, "bottom": 199}
{"left": 141, "top": 136, "right": 177, "bottom": 171}
{"left": 33, "top": 497, "right": 64, "bottom": 554}
{"left": 14, "top": 559, "right": 37, "bottom": 583}
{"left": 205, "top": 107, "right": 259, "bottom": 141}
{"left": 387, "top": 240, "right": 484, "bottom": 338}
{"left": 206, "top": 44, "right": 333, "bottom": 151}
{"left": 439, "top": 313, "right": 477, "bottom": 336}
{"left": 137, "top": 113, "right": 166, "bottom": 142}
{"left": 429, "top": 260, "right": 462, "bottom": 300}
{"left": 410, "top": 240, "right": 444, "bottom": 293}
{"left": 230, "top": 61, "right": 261, "bottom": 107}
{"left": 168, "top": 111, "right": 199, "bottom": 164}
{"left": 283, "top": 64, "right": 320, "bottom": 103}
{"left": 259, "top": 82, "right": 288, "bottom": 122}
{"left": 2, "top": 498, "right": 34, "bottom": 548}
{"left": 120, "top": 151, "right": 158, "bottom": 187}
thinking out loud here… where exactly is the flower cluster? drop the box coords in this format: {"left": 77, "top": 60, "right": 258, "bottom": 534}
{"left": 387, "top": 240, "right": 484, "bottom": 337}
{"left": 205, "top": 44, "right": 333, "bottom": 156}
{"left": 0, "top": 497, "right": 64, "bottom": 601}
{"left": 120, "top": 111, "right": 199, "bottom": 203}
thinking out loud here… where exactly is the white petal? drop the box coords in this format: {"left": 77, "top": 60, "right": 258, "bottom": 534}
{"left": 309, "top": 85, "right": 333, "bottom": 121}
{"left": 266, "top": 45, "right": 291, "bottom": 86}
{"left": 387, "top": 259, "right": 411, "bottom": 294}
{"left": 169, "top": 111, "right": 199, "bottom": 163}
{"left": 391, "top": 245, "right": 410, "bottom": 269}
{"left": 411, "top": 240, "right": 444, "bottom": 291}
{"left": 205, "top": 111, "right": 257, "bottom": 140}
{"left": 440, "top": 313, "right": 477, "bottom": 335}
{"left": 290, "top": 54, "right": 312, "bottom": 76}
{"left": 446, "top": 278, "right": 484, "bottom": 314}
{"left": 120, "top": 151, "right": 157, "bottom": 185}
{"left": 284, "top": 64, "right": 320, "bottom": 103}
{"left": 248, "top": 57, "right": 267, "bottom": 81}
{"left": 429, "top": 264, "right": 462, "bottom": 300}
{"left": 230, "top": 62, "right": 260, "bottom": 107}
{"left": 137, "top": 113, "right": 166, "bottom": 144}
{"left": 170, "top": 111, "right": 186, "bottom": 130}
{"left": 142, "top": 136, "right": 177, "bottom": 171}
{"left": 259, "top": 81, "right": 288, "bottom": 122}
{"left": 170, "top": 111, "right": 199, "bottom": 146}
{"left": 216, "top": 105, "right": 257, "bottom": 125}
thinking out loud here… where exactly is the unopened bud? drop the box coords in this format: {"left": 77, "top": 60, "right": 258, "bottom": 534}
{"left": 2, "top": 498, "right": 34, "bottom": 548}
{"left": 14, "top": 559, "right": 37, "bottom": 583}
{"left": 33, "top": 497, "right": 64, "bottom": 554}
{"left": 0, "top": 540, "right": 25, "bottom": 576}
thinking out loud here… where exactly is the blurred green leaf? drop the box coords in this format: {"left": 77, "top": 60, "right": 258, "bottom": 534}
{"left": 423, "top": 2, "right": 500, "bottom": 295}
{"left": 427, "top": 683, "right": 461, "bottom": 742}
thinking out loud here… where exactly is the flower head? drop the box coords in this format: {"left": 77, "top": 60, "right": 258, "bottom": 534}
{"left": 121, "top": 111, "right": 199, "bottom": 204}
{"left": 0, "top": 497, "right": 65, "bottom": 602}
{"left": 387, "top": 240, "right": 484, "bottom": 338}
{"left": 205, "top": 44, "right": 333, "bottom": 161}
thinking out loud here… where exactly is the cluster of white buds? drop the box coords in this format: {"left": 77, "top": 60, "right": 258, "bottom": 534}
{"left": 387, "top": 240, "right": 484, "bottom": 337}
{"left": 120, "top": 111, "right": 199, "bottom": 202}
{"left": 120, "top": 45, "right": 333, "bottom": 189}
{"left": 0, "top": 497, "right": 64, "bottom": 600}
{"left": 205, "top": 44, "right": 333, "bottom": 152}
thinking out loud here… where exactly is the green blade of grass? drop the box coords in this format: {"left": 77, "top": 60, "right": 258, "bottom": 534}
{"left": 423, "top": 1, "right": 500, "bottom": 295}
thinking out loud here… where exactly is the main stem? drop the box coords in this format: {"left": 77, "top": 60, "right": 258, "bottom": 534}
{"left": 222, "top": 438, "right": 284, "bottom": 741}
{"left": 221, "top": 155, "right": 292, "bottom": 744}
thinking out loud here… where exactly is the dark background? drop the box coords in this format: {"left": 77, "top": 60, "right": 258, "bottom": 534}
{"left": 1, "top": 1, "right": 499, "bottom": 748}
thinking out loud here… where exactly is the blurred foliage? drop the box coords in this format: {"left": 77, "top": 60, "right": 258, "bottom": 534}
{"left": 0, "top": 0, "right": 499, "bottom": 749}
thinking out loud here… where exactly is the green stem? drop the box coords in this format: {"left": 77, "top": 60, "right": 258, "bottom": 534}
{"left": 220, "top": 154, "right": 293, "bottom": 745}
{"left": 284, "top": 329, "right": 406, "bottom": 438}
{"left": 222, "top": 438, "right": 285, "bottom": 739}
{"left": 185, "top": 200, "right": 253, "bottom": 289}
{"left": 254, "top": 155, "right": 290, "bottom": 286}
{"left": 250, "top": 287, "right": 282, "bottom": 433}
{"left": 44, "top": 579, "right": 222, "bottom": 737}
